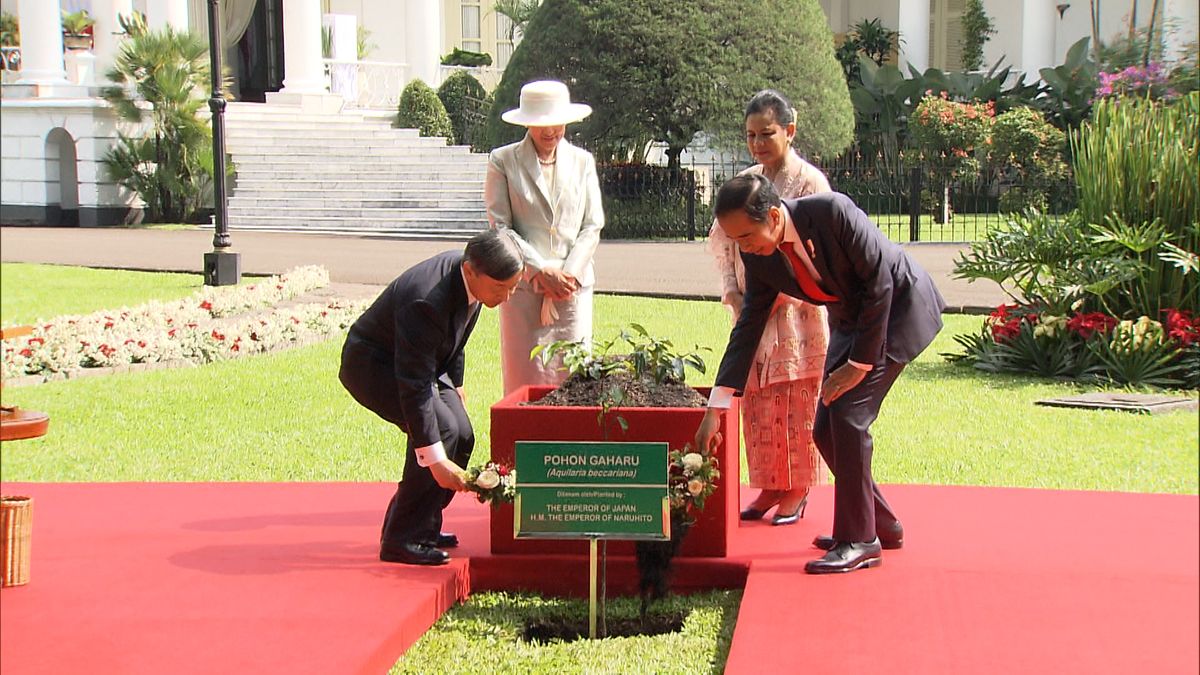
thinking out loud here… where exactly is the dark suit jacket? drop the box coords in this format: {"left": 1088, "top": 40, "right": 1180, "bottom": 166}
{"left": 715, "top": 193, "right": 946, "bottom": 393}
{"left": 342, "top": 251, "right": 481, "bottom": 447}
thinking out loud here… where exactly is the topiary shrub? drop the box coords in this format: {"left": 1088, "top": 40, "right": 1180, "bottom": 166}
{"left": 437, "top": 70, "right": 487, "bottom": 146}
{"left": 440, "top": 48, "right": 492, "bottom": 67}
{"left": 990, "top": 106, "right": 1068, "bottom": 213}
{"left": 397, "top": 78, "right": 453, "bottom": 143}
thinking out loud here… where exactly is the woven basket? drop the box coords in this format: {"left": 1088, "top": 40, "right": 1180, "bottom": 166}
{"left": 1, "top": 496, "right": 32, "bottom": 587}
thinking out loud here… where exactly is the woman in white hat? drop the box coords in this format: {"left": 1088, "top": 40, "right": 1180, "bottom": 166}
{"left": 485, "top": 80, "right": 605, "bottom": 395}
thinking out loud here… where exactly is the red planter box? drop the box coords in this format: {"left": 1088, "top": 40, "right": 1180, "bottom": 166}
{"left": 489, "top": 385, "right": 740, "bottom": 557}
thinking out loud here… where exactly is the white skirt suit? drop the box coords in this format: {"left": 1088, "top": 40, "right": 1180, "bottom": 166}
{"left": 484, "top": 135, "right": 606, "bottom": 394}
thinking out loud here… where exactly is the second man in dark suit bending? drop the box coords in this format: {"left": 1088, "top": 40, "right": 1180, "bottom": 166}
{"left": 339, "top": 229, "right": 524, "bottom": 565}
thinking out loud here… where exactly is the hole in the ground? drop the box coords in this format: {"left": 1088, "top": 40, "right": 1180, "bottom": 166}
{"left": 521, "top": 611, "right": 686, "bottom": 642}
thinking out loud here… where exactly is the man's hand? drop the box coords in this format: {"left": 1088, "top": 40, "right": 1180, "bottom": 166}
{"left": 693, "top": 408, "right": 723, "bottom": 455}
{"left": 820, "top": 363, "right": 868, "bottom": 405}
{"left": 536, "top": 269, "right": 579, "bottom": 301}
{"left": 456, "top": 386, "right": 467, "bottom": 404}
{"left": 429, "top": 459, "right": 469, "bottom": 492}
{"left": 722, "top": 291, "right": 743, "bottom": 324}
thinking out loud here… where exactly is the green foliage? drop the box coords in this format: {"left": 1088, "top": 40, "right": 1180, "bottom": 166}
{"left": 1086, "top": 317, "right": 1190, "bottom": 388}
{"left": 493, "top": 0, "right": 542, "bottom": 41}
{"left": 60, "top": 9, "right": 95, "bottom": 35}
{"left": 835, "top": 18, "right": 899, "bottom": 83}
{"left": 391, "top": 590, "right": 740, "bottom": 674}
{"left": 0, "top": 263, "right": 201, "bottom": 326}
{"left": 1037, "top": 37, "right": 1099, "bottom": 131}
{"left": 396, "top": 78, "right": 454, "bottom": 143}
{"left": 1071, "top": 92, "right": 1200, "bottom": 315}
{"left": 440, "top": 47, "right": 492, "bottom": 67}
{"left": 990, "top": 106, "right": 1069, "bottom": 212}
{"left": 357, "top": 26, "right": 375, "bottom": 60}
{"left": 954, "top": 210, "right": 1119, "bottom": 314}
{"left": 101, "top": 26, "right": 222, "bottom": 223}
{"left": 0, "top": 11, "right": 19, "bottom": 47}
{"left": 437, "top": 70, "right": 487, "bottom": 145}
{"left": 486, "top": 0, "right": 852, "bottom": 166}
{"left": 960, "top": 0, "right": 996, "bottom": 71}
{"left": 534, "top": 322, "right": 708, "bottom": 385}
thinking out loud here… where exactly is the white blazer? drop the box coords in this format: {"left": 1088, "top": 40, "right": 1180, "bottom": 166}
{"left": 484, "top": 135, "right": 605, "bottom": 287}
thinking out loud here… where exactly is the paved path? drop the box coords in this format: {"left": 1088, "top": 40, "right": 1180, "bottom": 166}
{"left": 0, "top": 226, "right": 1006, "bottom": 312}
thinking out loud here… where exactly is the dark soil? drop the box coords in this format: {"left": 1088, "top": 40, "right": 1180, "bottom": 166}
{"left": 521, "top": 611, "right": 687, "bottom": 642}
{"left": 530, "top": 372, "right": 706, "bottom": 408}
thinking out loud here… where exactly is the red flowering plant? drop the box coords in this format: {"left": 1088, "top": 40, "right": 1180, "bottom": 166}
{"left": 948, "top": 303, "right": 1200, "bottom": 388}
{"left": 908, "top": 92, "right": 995, "bottom": 222}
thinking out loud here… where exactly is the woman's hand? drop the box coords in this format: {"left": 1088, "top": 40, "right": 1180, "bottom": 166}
{"left": 722, "top": 291, "right": 743, "bottom": 324}
{"left": 536, "top": 269, "right": 579, "bottom": 301}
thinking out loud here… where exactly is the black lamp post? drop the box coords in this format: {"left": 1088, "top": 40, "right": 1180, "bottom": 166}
{"left": 203, "top": 0, "right": 241, "bottom": 286}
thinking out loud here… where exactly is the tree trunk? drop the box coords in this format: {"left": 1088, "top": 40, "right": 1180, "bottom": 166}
{"left": 665, "top": 145, "right": 684, "bottom": 172}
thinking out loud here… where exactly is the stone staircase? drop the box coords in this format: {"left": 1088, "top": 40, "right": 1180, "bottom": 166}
{"left": 223, "top": 102, "right": 489, "bottom": 239}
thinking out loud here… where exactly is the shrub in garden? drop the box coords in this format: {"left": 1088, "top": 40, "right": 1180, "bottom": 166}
{"left": 1071, "top": 92, "right": 1199, "bottom": 317}
{"left": 1094, "top": 62, "right": 1179, "bottom": 101}
{"left": 989, "top": 106, "right": 1069, "bottom": 213}
{"left": 396, "top": 79, "right": 453, "bottom": 143}
{"left": 437, "top": 70, "right": 487, "bottom": 146}
{"left": 908, "top": 93, "right": 994, "bottom": 222}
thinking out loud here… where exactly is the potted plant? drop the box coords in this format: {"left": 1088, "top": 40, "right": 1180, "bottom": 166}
{"left": 488, "top": 324, "right": 740, "bottom": 559}
{"left": 61, "top": 9, "right": 94, "bottom": 50}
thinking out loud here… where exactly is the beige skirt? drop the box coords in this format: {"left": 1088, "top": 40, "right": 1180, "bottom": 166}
{"left": 498, "top": 283, "right": 594, "bottom": 395}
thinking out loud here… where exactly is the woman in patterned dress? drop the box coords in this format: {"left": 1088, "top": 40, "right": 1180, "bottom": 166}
{"left": 708, "top": 89, "right": 831, "bottom": 525}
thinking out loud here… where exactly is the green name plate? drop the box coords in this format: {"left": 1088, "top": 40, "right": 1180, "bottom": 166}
{"left": 514, "top": 441, "right": 669, "bottom": 541}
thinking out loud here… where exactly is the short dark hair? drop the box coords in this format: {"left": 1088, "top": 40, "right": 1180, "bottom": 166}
{"left": 744, "top": 89, "right": 795, "bottom": 127}
{"left": 714, "top": 173, "right": 780, "bottom": 223}
{"left": 465, "top": 229, "right": 524, "bottom": 280}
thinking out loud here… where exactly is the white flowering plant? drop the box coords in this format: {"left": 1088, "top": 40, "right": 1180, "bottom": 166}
{"left": 461, "top": 462, "right": 517, "bottom": 506}
{"left": 1, "top": 266, "right": 369, "bottom": 380}
{"left": 667, "top": 444, "right": 719, "bottom": 524}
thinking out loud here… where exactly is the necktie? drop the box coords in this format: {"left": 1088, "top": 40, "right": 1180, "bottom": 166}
{"left": 781, "top": 242, "right": 838, "bottom": 303}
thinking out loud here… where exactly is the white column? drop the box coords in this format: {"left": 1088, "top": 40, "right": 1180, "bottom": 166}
{"left": 15, "top": 0, "right": 68, "bottom": 85}
{"left": 896, "top": 0, "right": 929, "bottom": 73}
{"left": 1163, "top": 0, "right": 1200, "bottom": 62}
{"left": 405, "top": 0, "right": 441, "bottom": 85}
{"left": 92, "top": 0, "right": 134, "bottom": 83}
{"left": 1020, "top": 0, "right": 1058, "bottom": 77}
{"left": 279, "top": 0, "right": 328, "bottom": 94}
{"left": 147, "top": 0, "right": 190, "bottom": 31}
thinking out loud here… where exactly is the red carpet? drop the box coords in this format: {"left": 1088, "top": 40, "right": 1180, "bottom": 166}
{"left": 0, "top": 482, "right": 1195, "bottom": 674}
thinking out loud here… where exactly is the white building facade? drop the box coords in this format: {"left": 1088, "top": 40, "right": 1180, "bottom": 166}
{"left": 1, "top": 0, "right": 1196, "bottom": 226}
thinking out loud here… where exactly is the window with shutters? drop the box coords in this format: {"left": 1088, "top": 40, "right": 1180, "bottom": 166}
{"left": 496, "top": 13, "right": 514, "bottom": 68}
{"left": 928, "top": 0, "right": 968, "bottom": 71}
{"left": 462, "top": 2, "right": 482, "bottom": 53}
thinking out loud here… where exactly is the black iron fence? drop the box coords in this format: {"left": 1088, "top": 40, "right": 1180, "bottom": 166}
{"left": 455, "top": 100, "right": 1073, "bottom": 242}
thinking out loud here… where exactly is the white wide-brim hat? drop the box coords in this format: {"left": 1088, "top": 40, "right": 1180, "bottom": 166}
{"left": 501, "top": 80, "right": 592, "bottom": 127}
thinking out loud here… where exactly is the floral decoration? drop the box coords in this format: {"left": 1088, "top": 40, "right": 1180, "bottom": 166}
{"left": 1, "top": 266, "right": 369, "bottom": 380}
{"left": 461, "top": 462, "right": 517, "bottom": 506}
{"left": 1095, "top": 62, "right": 1178, "bottom": 101}
{"left": 667, "top": 444, "right": 719, "bottom": 524}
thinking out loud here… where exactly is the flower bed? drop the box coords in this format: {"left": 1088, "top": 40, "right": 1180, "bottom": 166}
{"left": 1, "top": 266, "right": 369, "bottom": 381}
{"left": 949, "top": 304, "right": 1200, "bottom": 389}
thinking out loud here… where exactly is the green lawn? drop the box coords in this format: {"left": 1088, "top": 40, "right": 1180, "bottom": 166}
{"left": 1, "top": 263, "right": 204, "bottom": 326}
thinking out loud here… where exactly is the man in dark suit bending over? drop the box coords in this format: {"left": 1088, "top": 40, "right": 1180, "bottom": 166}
{"left": 694, "top": 174, "right": 945, "bottom": 574}
{"left": 340, "top": 229, "right": 523, "bottom": 565}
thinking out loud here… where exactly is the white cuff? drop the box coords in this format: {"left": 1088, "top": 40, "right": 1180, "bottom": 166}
{"left": 847, "top": 360, "right": 873, "bottom": 372}
{"left": 414, "top": 442, "right": 447, "bottom": 468}
{"left": 707, "top": 386, "right": 736, "bottom": 409}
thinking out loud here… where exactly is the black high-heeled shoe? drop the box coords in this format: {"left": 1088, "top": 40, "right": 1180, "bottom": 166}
{"left": 740, "top": 493, "right": 782, "bottom": 521}
{"left": 771, "top": 494, "right": 809, "bottom": 526}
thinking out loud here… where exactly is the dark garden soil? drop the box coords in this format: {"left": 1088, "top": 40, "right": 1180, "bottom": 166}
{"left": 530, "top": 372, "right": 707, "bottom": 408}
{"left": 521, "top": 611, "right": 687, "bottom": 642}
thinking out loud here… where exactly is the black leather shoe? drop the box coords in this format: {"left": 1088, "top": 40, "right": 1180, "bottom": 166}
{"left": 419, "top": 532, "right": 459, "bottom": 549}
{"left": 813, "top": 532, "right": 903, "bottom": 551}
{"left": 379, "top": 541, "right": 450, "bottom": 566}
{"left": 804, "top": 538, "right": 883, "bottom": 574}
{"left": 813, "top": 520, "right": 903, "bottom": 551}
